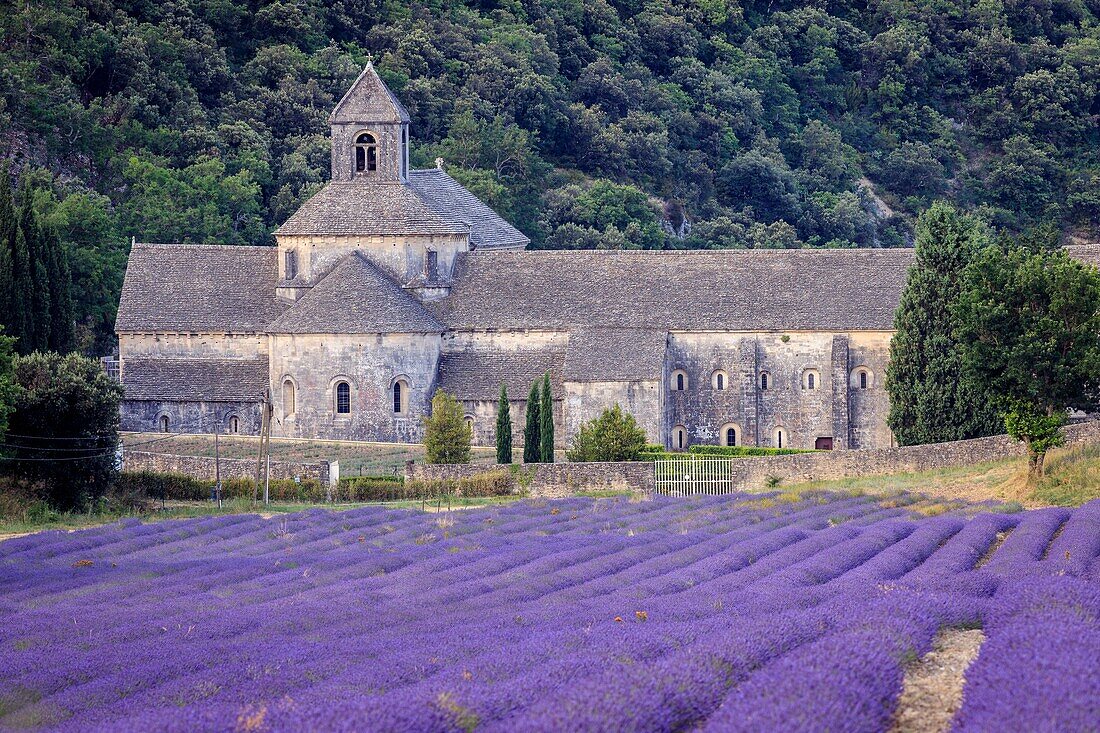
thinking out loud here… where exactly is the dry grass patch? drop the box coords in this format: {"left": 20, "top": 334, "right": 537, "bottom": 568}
{"left": 890, "top": 627, "right": 985, "bottom": 733}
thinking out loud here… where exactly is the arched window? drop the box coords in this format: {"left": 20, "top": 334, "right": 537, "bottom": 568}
{"left": 392, "top": 379, "right": 409, "bottom": 415}
{"left": 464, "top": 416, "right": 474, "bottom": 434}
{"left": 721, "top": 423, "right": 740, "bottom": 447}
{"left": 674, "top": 425, "right": 687, "bottom": 450}
{"left": 802, "top": 369, "right": 820, "bottom": 390}
{"left": 671, "top": 369, "right": 688, "bottom": 392}
{"left": 774, "top": 427, "right": 786, "bottom": 449}
{"left": 712, "top": 370, "right": 727, "bottom": 390}
{"left": 760, "top": 372, "right": 770, "bottom": 391}
{"left": 159, "top": 415, "right": 169, "bottom": 433}
{"left": 282, "top": 378, "right": 296, "bottom": 419}
{"left": 228, "top": 416, "right": 239, "bottom": 434}
{"left": 335, "top": 381, "right": 351, "bottom": 415}
{"left": 354, "top": 132, "right": 378, "bottom": 173}
{"left": 850, "top": 366, "right": 874, "bottom": 390}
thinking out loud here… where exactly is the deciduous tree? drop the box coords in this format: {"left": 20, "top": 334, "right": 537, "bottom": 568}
{"left": 955, "top": 244, "right": 1100, "bottom": 486}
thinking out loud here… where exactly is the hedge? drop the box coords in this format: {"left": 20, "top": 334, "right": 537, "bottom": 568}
{"left": 637, "top": 445, "right": 815, "bottom": 461}
{"left": 113, "top": 469, "right": 517, "bottom": 504}
{"left": 115, "top": 471, "right": 328, "bottom": 502}
{"left": 687, "top": 445, "right": 814, "bottom": 457}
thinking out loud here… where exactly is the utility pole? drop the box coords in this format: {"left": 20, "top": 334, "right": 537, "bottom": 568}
{"left": 254, "top": 393, "right": 269, "bottom": 503}
{"left": 214, "top": 429, "right": 222, "bottom": 509}
{"left": 264, "top": 452, "right": 271, "bottom": 506}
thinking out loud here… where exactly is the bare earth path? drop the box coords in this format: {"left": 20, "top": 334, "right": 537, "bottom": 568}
{"left": 890, "top": 628, "right": 985, "bottom": 733}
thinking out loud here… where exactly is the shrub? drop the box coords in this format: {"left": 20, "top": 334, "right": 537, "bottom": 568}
{"left": 338, "top": 475, "right": 407, "bottom": 502}
{"left": 5, "top": 352, "right": 123, "bottom": 511}
{"left": 423, "top": 390, "right": 471, "bottom": 464}
{"left": 567, "top": 405, "right": 648, "bottom": 462}
{"left": 404, "top": 470, "right": 516, "bottom": 499}
{"left": 112, "top": 471, "right": 327, "bottom": 503}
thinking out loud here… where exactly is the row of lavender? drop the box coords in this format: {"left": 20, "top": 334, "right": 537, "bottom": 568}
{"left": 1, "top": 492, "right": 1098, "bottom": 731}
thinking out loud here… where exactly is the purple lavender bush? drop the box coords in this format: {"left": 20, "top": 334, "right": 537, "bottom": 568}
{"left": 0, "top": 493, "right": 1096, "bottom": 732}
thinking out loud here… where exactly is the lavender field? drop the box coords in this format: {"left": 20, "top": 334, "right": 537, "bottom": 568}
{"left": 1, "top": 492, "right": 1098, "bottom": 732}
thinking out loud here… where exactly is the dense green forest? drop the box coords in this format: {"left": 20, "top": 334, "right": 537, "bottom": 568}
{"left": 0, "top": 0, "right": 1098, "bottom": 352}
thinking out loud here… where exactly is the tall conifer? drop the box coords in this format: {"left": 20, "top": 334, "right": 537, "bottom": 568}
{"left": 0, "top": 169, "right": 14, "bottom": 335}
{"left": 19, "top": 180, "right": 51, "bottom": 352}
{"left": 43, "top": 222, "right": 75, "bottom": 352}
{"left": 495, "top": 383, "right": 512, "bottom": 464}
{"left": 539, "top": 372, "right": 554, "bottom": 463}
{"left": 523, "top": 381, "right": 541, "bottom": 463}
{"left": 886, "top": 202, "right": 1000, "bottom": 444}
{"left": 11, "top": 222, "right": 36, "bottom": 353}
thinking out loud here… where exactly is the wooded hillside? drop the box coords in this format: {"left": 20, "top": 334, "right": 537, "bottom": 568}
{"left": 1, "top": 0, "right": 1097, "bottom": 351}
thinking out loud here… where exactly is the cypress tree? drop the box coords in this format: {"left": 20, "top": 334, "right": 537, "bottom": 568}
{"left": 886, "top": 202, "right": 1000, "bottom": 445}
{"left": 19, "top": 180, "right": 51, "bottom": 352}
{"left": 495, "top": 383, "right": 512, "bottom": 464}
{"left": 0, "top": 169, "right": 14, "bottom": 336}
{"left": 539, "top": 372, "right": 554, "bottom": 463}
{"left": 523, "top": 381, "right": 541, "bottom": 463}
{"left": 42, "top": 222, "right": 75, "bottom": 353}
{"left": 10, "top": 221, "right": 36, "bottom": 353}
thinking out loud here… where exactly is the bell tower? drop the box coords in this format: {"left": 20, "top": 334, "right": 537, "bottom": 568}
{"left": 330, "top": 60, "right": 410, "bottom": 183}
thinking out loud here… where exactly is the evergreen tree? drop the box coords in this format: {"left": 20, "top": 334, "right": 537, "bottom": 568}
{"left": 0, "top": 170, "right": 14, "bottom": 336}
{"left": 422, "top": 390, "right": 471, "bottom": 465}
{"left": 566, "top": 405, "right": 648, "bottom": 462}
{"left": 495, "top": 383, "right": 512, "bottom": 464}
{"left": 6, "top": 351, "right": 123, "bottom": 510}
{"left": 20, "top": 180, "right": 51, "bottom": 352}
{"left": 539, "top": 372, "right": 554, "bottom": 463}
{"left": 10, "top": 223, "right": 36, "bottom": 353}
{"left": 0, "top": 330, "right": 18, "bottom": 445}
{"left": 523, "top": 381, "right": 541, "bottom": 463}
{"left": 42, "top": 222, "right": 75, "bottom": 353}
{"left": 886, "top": 202, "right": 1001, "bottom": 445}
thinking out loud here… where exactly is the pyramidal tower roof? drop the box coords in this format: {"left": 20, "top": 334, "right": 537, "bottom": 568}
{"left": 330, "top": 60, "right": 411, "bottom": 124}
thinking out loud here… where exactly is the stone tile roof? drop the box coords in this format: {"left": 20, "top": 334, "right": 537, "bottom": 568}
{"left": 275, "top": 181, "right": 470, "bottom": 238}
{"left": 437, "top": 348, "right": 565, "bottom": 402}
{"left": 116, "top": 243, "right": 288, "bottom": 333}
{"left": 1067, "top": 244, "right": 1100, "bottom": 269}
{"left": 408, "top": 169, "right": 529, "bottom": 250}
{"left": 268, "top": 252, "right": 444, "bottom": 334}
{"left": 122, "top": 358, "right": 269, "bottom": 402}
{"left": 330, "top": 62, "right": 410, "bottom": 124}
{"left": 564, "top": 329, "right": 668, "bottom": 382}
{"left": 433, "top": 249, "right": 920, "bottom": 332}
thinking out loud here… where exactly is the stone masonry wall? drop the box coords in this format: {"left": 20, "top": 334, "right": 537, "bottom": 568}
{"left": 663, "top": 331, "right": 894, "bottom": 452}
{"left": 407, "top": 421, "right": 1100, "bottom": 498}
{"left": 406, "top": 461, "right": 656, "bottom": 498}
{"left": 124, "top": 450, "right": 335, "bottom": 485}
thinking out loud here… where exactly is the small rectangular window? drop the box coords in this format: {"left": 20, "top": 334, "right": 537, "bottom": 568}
{"left": 401, "top": 127, "right": 408, "bottom": 179}
{"left": 285, "top": 250, "right": 298, "bottom": 280}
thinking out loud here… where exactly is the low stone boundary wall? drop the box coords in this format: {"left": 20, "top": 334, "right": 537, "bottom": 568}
{"left": 407, "top": 421, "right": 1100, "bottom": 497}
{"left": 720, "top": 420, "right": 1100, "bottom": 491}
{"left": 123, "top": 450, "right": 337, "bottom": 486}
{"left": 405, "top": 461, "right": 655, "bottom": 498}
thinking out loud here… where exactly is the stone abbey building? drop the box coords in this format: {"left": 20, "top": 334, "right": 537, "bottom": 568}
{"left": 116, "top": 64, "right": 1100, "bottom": 452}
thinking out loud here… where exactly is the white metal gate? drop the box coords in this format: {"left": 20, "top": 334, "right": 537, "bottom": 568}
{"left": 653, "top": 457, "right": 737, "bottom": 496}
